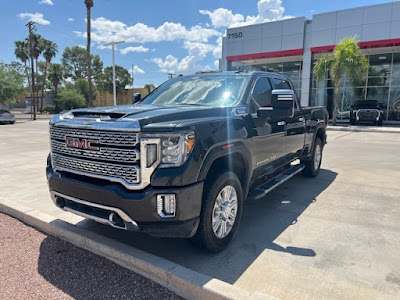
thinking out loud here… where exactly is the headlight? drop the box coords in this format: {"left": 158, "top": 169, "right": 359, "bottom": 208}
{"left": 160, "top": 131, "right": 195, "bottom": 168}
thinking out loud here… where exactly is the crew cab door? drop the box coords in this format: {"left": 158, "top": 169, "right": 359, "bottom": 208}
{"left": 248, "top": 77, "right": 285, "bottom": 179}
{"left": 272, "top": 78, "right": 306, "bottom": 161}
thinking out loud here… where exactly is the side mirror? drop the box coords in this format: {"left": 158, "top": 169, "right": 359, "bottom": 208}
{"left": 258, "top": 89, "right": 294, "bottom": 119}
{"left": 133, "top": 93, "right": 141, "bottom": 103}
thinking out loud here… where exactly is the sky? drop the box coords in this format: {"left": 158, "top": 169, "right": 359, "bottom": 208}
{"left": 0, "top": 0, "right": 397, "bottom": 87}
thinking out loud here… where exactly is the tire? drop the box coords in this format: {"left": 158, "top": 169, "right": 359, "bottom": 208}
{"left": 191, "top": 171, "right": 243, "bottom": 253}
{"left": 350, "top": 119, "right": 356, "bottom": 125}
{"left": 301, "top": 137, "right": 323, "bottom": 178}
{"left": 377, "top": 119, "right": 383, "bottom": 126}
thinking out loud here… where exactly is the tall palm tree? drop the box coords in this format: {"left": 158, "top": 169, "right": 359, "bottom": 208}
{"left": 26, "top": 34, "right": 45, "bottom": 110}
{"left": 41, "top": 40, "right": 58, "bottom": 111}
{"left": 314, "top": 36, "right": 369, "bottom": 125}
{"left": 85, "top": 0, "right": 94, "bottom": 107}
{"left": 14, "top": 40, "right": 31, "bottom": 90}
{"left": 48, "top": 63, "right": 63, "bottom": 97}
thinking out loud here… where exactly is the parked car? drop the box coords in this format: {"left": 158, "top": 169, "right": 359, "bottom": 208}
{"left": 46, "top": 71, "right": 328, "bottom": 252}
{"left": 0, "top": 110, "right": 15, "bottom": 124}
{"left": 350, "top": 100, "right": 384, "bottom": 126}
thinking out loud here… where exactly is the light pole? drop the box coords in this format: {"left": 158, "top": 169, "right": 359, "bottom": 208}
{"left": 102, "top": 41, "right": 125, "bottom": 105}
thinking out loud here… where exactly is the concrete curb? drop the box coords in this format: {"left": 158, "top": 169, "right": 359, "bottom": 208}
{"left": 0, "top": 199, "right": 276, "bottom": 300}
{"left": 327, "top": 126, "right": 400, "bottom": 134}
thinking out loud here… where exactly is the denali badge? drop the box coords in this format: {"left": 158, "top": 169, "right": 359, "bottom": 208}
{"left": 65, "top": 137, "right": 100, "bottom": 151}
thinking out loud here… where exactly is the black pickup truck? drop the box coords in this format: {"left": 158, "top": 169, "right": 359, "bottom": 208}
{"left": 47, "top": 71, "right": 328, "bottom": 252}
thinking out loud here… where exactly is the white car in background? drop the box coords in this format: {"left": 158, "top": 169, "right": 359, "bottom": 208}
{"left": 0, "top": 110, "right": 16, "bottom": 124}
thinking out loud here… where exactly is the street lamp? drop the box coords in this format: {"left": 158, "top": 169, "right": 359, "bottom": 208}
{"left": 102, "top": 41, "right": 125, "bottom": 106}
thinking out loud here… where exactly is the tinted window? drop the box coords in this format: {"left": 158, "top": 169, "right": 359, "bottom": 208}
{"left": 250, "top": 77, "right": 272, "bottom": 113}
{"left": 273, "top": 78, "right": 291, "bottom": 89}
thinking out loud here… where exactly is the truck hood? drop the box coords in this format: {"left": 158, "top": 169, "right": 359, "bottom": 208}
{"left": 50, "top": 104, "right": 238, "bottom": 132}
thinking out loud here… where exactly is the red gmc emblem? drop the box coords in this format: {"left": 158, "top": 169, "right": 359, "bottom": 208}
{"left": 65, "top": 137, "right": 100, "bottom": 151}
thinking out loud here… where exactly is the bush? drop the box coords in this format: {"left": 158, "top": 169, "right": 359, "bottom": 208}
{"left": 54, "top": 90, "right": 86, "bottom": 112}
{"left": 42, "top": 105, "right": 56, "bottom": 114}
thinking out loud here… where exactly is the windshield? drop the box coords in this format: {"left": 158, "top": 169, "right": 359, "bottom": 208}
{"left": 354, "top": 100, "right": 380, "bottom": 108}
{"left": 141, "top": 75, "right": 247, "bottom": 107}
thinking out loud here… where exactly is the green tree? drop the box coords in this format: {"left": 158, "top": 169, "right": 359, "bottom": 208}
{"left": 54, "top": 89, "right": 86, "bottom": 111}
{"left": 102, "top": 65, "right": 132, "bottom": 94}
{"left": 144, "top": 83, "right": 156, "bottom": 94}
{"left": 61, "top": 46, "right": 103, "bottom": 85}
{"left": 48, "top": 63, "right": 64, "bottom": 97}
{"left": 41, "top": 40, "right": 58, "bottom": 111}
{"left": 0, "top": 62, "right": 25, "bottom": 104}
{"left": 314, "top": 36, "right": 369, "bottom": 125}
{"left": 14, "top": 40, "right": 31, "bottom": 90}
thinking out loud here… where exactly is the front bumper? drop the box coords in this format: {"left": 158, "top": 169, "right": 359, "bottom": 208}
{"left": 47, "top": 166, "right": 203, "bottom": 238}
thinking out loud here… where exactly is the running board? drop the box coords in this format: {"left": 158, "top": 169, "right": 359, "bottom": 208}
{"left": 247, "top": 164, "right": 305, "bottom": 201}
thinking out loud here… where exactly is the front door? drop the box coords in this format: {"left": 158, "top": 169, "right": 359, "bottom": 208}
{"left": 272, "top": 78, "right": 306, "bottom": 161}
{"left": 248, "top": 77, "right": 286, "bottom": 179}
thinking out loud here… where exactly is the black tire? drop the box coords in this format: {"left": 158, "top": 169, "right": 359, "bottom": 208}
{"left": 350, "top": 119, "right": 356, "bottom": 125}
{"left": 191, "top": 171, "right": 243, "bottom": 253}
{"left": 301, "top": 137, "right": 323, "bottom": 178}
{"left": 377, "top": 119, "right": 383, "bottom": 126}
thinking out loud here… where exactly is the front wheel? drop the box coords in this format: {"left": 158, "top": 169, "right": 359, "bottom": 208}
{"left": 301, "top": 137, "right": 323, "bottom": 177}
{"left": 191, "top": 171, "right": 243, "bottom": 252}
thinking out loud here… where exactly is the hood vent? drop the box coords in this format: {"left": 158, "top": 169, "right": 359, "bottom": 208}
{"left": 72, "top": 111, "right": 126, "bottom": 120}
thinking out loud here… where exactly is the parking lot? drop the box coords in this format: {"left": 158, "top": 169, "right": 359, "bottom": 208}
{"left": 1, "top": 120, "right": 399, "bottom": 299}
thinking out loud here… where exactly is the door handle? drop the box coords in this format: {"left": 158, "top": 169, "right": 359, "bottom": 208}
{"left": 277, "top": 121, "right": 286, "bottom": 126}
{"left": 298, "top": 117, "right": 305, "bottom": 122}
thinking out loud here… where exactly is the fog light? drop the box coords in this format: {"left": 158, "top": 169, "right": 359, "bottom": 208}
{"left": 157, "top": 194, "right": 176, "bottom": 217}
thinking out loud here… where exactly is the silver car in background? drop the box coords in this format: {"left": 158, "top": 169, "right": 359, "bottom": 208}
{"left": 0, "top": 110, "right": 15, "bottom": 124}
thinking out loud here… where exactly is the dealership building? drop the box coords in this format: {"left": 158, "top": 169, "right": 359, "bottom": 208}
{"left": 220, "top": 1, "right": 400, "bottom": 121}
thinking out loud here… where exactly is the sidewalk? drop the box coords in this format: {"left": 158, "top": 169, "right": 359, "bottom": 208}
{"left": 327, "top": 124, "right": 400, "bottom": 134}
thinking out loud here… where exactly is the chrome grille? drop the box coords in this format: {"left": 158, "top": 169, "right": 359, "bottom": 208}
{"left": 51, "top": 140, "right": 138, "bottom": 163}
{"left": 52, "top": 153, "right": 139, "bottom": 185}
{"left": 358, "top": 109, "right": 379, "bottom": 119}
{"left": 50, "top": 126, "right": 138, "bottom": 146}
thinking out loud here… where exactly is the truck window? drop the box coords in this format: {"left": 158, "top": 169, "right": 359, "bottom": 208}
{"left": 273, "top": 78, "right": 291, "bottom": 90}
{"left": 250, "top": 77, "right": 272, "bottom": 113}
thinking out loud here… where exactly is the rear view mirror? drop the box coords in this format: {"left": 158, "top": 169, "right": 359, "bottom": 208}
{"left": 264, "top": 89, "right": 295, "bottom": 119}
{"left": 133, "top": 93, "right": 141, "bottom": 103}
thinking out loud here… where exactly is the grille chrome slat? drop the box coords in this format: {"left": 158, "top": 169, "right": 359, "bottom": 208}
{"left": 50, "top": 126, "right": 138, "bottom": 146}
{"left": 51, "top": 140, "right": 139, "bottom": 163}
{"left": 52, "top": 153, "right": 139, "bottom": 185}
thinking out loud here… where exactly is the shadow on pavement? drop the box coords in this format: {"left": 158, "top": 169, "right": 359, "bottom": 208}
{"left": 74, "top": 168, "right": 337, "bottom": 285}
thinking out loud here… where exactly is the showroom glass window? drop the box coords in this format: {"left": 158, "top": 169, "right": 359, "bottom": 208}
{"left": 311, "top": 52, "right": 400, "bottom": 121}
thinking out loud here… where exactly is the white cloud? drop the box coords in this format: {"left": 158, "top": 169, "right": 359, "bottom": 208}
{"left": 199, "top": 8, "right": 244, "bottom": 28}
{"left": 39, "top": 0, "right": 53, "bottom": 5}
{"left": 214, "top": 60, "right": 220, "bottom": 69}
{"left": 121, "top": 46, "right": 150, "bottom": 55}
{"left": 151, "top": 41, "right": 215, "bottom": 74}
{"left": 132, "top": 65, "right": 145, "bottom": 74}
{"left": 17, "top": 13, "right": 50, "bottom": 25}
{"left": 67, "top": 18, "right": 75, "bottom": 22}
{"left": 74, "top": 17, "right": 220, "bottom": 44}
{"left": 200, "top": 0, "right": 290, "bottom": 29}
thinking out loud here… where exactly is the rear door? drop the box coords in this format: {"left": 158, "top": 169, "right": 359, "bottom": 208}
{"left": 272, "top": 78, "right": 306, "bottom": 160}
{"left": 248, "top": 76, "right": 286, "bottom": 179}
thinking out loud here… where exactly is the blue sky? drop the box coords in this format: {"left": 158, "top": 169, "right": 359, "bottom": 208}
{"left": 0, "top": 0, "right": 396, "bottom": 87}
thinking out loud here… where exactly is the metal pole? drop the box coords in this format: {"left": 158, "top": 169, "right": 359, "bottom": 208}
{"left": 102, "top": 41, "right": 124, "bottom": 106}
{"left": 112, "top": 43, "right": 116, "bottom": 106}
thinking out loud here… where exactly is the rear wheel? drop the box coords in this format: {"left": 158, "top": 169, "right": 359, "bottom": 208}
{"left": 191, "top": 171, "right": 243, "bottom": 252}
{"left": 301, "top": 137, "right": 323, "bottom": 177}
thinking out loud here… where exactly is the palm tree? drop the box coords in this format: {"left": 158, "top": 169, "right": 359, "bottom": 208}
{"left": 84, "top": 0, "right": 94, "bottom": 107}
{"left": 314, "top": 36, "right": 369, "bottom": 125}
{"left": 48, "top": 63, "right": 63, "bottom": 97}
{"left": 41, "top": 40, "right": 58, "bottom": 111}
{"left": 14, "top": 40, "right": 31, "bottom": 90}
{"left": 26, "top": 34, "right": 45, "bottom": 110}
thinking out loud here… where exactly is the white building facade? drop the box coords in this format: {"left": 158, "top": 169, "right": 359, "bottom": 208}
{"left": 220, "top": 2, "right": 400, "bottom": 121}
